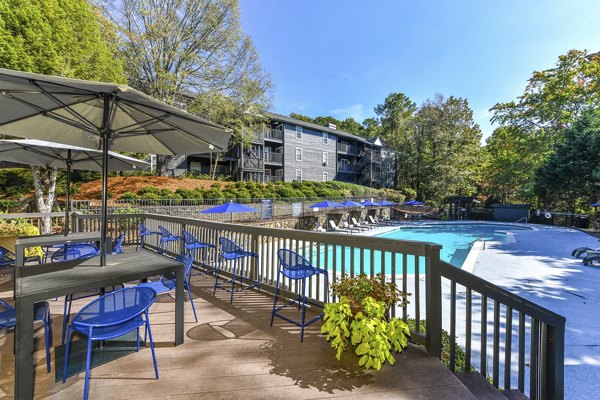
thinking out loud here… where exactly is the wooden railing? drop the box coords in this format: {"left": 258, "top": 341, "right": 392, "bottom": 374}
{"left": 67, "top": 212, "right": 564, "bottom": 399}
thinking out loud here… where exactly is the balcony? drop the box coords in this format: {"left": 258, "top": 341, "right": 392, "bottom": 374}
{"left": 337, "top": 143, "right": 359, "bottom": 155}
{"left": 338, "top": 163, "right": 359, "bottom": 173}
{"left": 264, "top": 128, "right": 284, "bottom": 142}
{"left": 264, "top": 175, "right": 283, "bottom": 183}
{"left": 263, "top": 151, "right": 283, "bottom": 164}
{"left": 242, "top": 156, "right": 264, "bottom": 170}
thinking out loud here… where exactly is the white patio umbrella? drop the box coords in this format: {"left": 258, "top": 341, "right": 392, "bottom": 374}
{"left": 0, "top": 139, "right": 150, "bottom": 235}
{"left": 0, "top": 68, "right": 231, "bottom": 265}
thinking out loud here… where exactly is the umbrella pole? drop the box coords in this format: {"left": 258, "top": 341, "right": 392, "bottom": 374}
{"left": 64, "top": 150, "right": 72, "bottom": 237}
{"left": 100, "top": 97, "right": 110, "bottom": 266}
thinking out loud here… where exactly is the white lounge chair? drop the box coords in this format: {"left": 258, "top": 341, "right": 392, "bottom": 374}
{"left": 328, "top": 220, "right": 352, "bottom": 234}
{"left": 351, "top": 217, "right": 371, "bottom": 231}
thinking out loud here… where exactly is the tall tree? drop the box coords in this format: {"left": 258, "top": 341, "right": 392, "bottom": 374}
{"left": 491, "top": 50, "right": 600, "bottom": 147}
{"left": 534, "top": 109, "right": 600, "bottom": 211}
{"left": 105, "top": 0, "right": 271, "bottom": 175}
{"left": 0, "top": 0, "right": 125, "bottom": 232}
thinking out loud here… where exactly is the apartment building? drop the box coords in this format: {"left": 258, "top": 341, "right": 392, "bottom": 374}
{"left": 186, "top": 113, "right": 396, "bottom": 189}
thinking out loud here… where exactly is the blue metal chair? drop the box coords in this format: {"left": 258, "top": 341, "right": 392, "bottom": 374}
{"left": 0, "top": 245, "right": 41, "bottom": 267}
{"left": 63, "top": 286, "right": 159, "bottom": 400}
{"left": 0, "top": 298, "right": 53, "bottom": 372}
{"left": 270, "top": 249, "right": 329, "bottom": 342}
{"left": 138, "top": 252, "right": 198, "bottom": 322}
{"left": 111, "top": 233, "right": 126, "bottom": 254}
{"left": 213, "top": 237, "right": 260, "bottom": 303}
{"left": 158, "top": 225, "right": 182, "bottom": 255}
{"left": 182, "top": 230, "right": 215, "bottom": 275}
{"left": 138, "top": 223, "right": 160, "bottom": 251}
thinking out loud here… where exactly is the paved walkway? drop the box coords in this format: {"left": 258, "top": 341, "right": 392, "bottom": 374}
{"left": 471, "top": 225, "right": 600, "bottom": 400}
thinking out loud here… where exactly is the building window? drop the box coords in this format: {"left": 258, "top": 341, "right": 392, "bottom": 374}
{"left": 296, "top": 126, "right": 302, "bottom": 139}
{"left": 322, "top": 132, "right": 328, "bottom": 145}
{"left": 295, "top": 147, "right": 302, "bottom": 161}
{"left": 296, "top": 169, "right": 303, "bottom": 181}
{"left": 322, "top": 172, "right": 328, "bottom": 182}
{"left": 322, "top": 152, "right": 328, "bottom": 165}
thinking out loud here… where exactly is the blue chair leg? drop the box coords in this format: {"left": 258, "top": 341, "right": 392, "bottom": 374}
{"left": 136, "top": 327, "right": 140, "bottom": 352}
{"left": 43, "top": 315, "right": 51, "bottom": 373}
{"left": 270, "top": 273, "right": 281, "bottom": 327}
{"left": 62, "top": 326, "right": 72, "bottom": 383}
{"left": 185, "top": 280, "right": 198, "bottom": 322}
{"left": 300, "top": 278, "right": 307, "bottom": 342}
{"left": 83, "top": 336, "right": 93, "bottom": 400}
{"left": 212, "top": 257, "right": 222, "bottom": 297}
{"left": 145, "top": 312, "right": 159, "bottom": 379}
{"left": 230, "top": 259, "right": 237, "bottom": 304}
{"left": 61, "top": 295, "right": 72, "bottom": 344}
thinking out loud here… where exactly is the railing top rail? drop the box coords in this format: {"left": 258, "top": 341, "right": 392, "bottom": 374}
{"left": 0, "top": 212, "right": 65, "bottom": 219}
{"left": 439, "top": 260, "right": 565, "bottom": 326}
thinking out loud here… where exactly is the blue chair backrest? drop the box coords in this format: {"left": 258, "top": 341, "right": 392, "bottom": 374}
{"left": 72, "top": 287, "right": 156, "bottom": 329}
{"left": 219, "top": 237, "right": 244, "bottom": 255}
{"left": 0, "top": 298, "right": 16, "bottom": 328}
{"left": 0, "top": 245, "right": 14, "bottom": 260}
{"left": 139, "top": 223, "right": 151, "bottom": 235}
{"left": 112, "top": 233, "right": 126, "bottom": 254}
{"left": 51, "top": 243, "right": 99, "bottom": 262}
{"left": 158, "top": 226, "right": 172, "bottom": 237}
{"left": 277, "top": 249, "right": 316, "bottom": 274}
{"left": 182, "top": 230, "right": 197, "bottom": 246}
{"left": 182, "top": 252, "right": 194, "bottom": 277}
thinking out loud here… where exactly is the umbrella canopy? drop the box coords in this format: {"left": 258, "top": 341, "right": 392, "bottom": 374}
{"left": 360, "top": 200, "right": 380, "bottom": 206}
{"left": 309, "top": 200, "right": 342, "bottom": 209}
{"left": 0, "top": 139, "right": 149, "bottom": 171}
{"left": 591, "top": 203, "right": 600, "bottom": 207}
{"left": 200, "top": 202, "right": 257, "bottom": 214}
{"left": 403, "top": 200, "right": 424, "bottom": 206}
{"left": 379, "top": 200, "right": 396, "bottom": 206}
{"left": 0, "top": 68, "right": 231, "bottom": 265}
{"left": 340, "top": 200, "right": 361, "bottom": 207}
{"left": 0, "top": 139, "right": 149, "bottom": 235}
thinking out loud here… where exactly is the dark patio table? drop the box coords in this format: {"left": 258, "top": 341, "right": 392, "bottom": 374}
{"left": 13, "top": 250, "right": 185, "bottom": 399}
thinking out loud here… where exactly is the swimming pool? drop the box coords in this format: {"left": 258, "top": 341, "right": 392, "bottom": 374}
{"left": 313, "top": 222, "right": 531, "bottom": 274}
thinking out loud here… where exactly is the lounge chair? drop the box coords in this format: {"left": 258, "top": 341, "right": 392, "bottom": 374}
{"left": 342, "top": 220, "right": 363, "bottom": 233}
{"left": 583, "top": 252, "right": 600, "bottom": 266}
{"left": 368, "top": 215, "right": 383, "bottom": 227}
{"left": 572, "top": 241, "right": 600, "bottom": 258}
{"left": 328, "top": 220, "right": 352, "bottom": 234}
{"left": 315, "top": 222, "right": 326, "bottom": 232}
{"left": 351, "top": 217, "right": 372, "bottom": 230}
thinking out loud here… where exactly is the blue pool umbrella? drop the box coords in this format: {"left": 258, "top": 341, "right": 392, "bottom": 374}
{"left": 200, "top": 201, "right": 257, "bottom": 222}
{"left": 340, "top": 200, "right": 361, "bottom": 207}
{"left": 591, "top": 203, "right": 600, "bottom": 207}
{"left": 309, "top": 200, "right": 342, "bottom": 209}
{"left": 403, "top": 200, "right": 424, "bottom": 206}
{"left": 379, "top": 200, "right": 396, "bottom": 206}
{"left": 361, "top": 200, "right": 380, "bottom": 206}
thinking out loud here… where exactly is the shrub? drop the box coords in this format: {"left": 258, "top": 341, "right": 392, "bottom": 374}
{"left": 0, "top": 220, "right": 43, "bottom": 258}
{"left": 119, "top": 191, "right": 139, "bottom": 200}
{"left": 331, "top": 273, "right": 410, "bottom": 310}
{"left": 203, "top": 188, "right": 224, "bottom": 200}
{"left": 138, "top": 186, "right": 162, "bottom": 196}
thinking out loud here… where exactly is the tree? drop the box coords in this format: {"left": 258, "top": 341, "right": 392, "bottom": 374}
{"left": 105, "top": 0, "right": 272, "bottom": 175}
{"left": 482, "top": 126, "right": 545, "bottom": 204}
{"left": 0, "top": 0, "right": 126, "bottom": 232}
{"left": 534, "top": 110, "right": 600, "bottom": 211}
{"left": 491, "top": 50, "right": 600, "bottom": 147}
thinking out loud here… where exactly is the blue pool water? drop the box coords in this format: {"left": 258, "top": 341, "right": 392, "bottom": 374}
{"left": 313, "top": 223, "right": 530, "bottom": 273}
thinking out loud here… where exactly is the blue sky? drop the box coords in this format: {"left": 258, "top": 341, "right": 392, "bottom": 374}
{"left": 239, "top": 0, "right": 600, "bottom": 140}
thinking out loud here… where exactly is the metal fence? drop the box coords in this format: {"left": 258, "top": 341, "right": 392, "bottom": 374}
{"left": 65, "top": 211, "right": 565, "bottom": 399}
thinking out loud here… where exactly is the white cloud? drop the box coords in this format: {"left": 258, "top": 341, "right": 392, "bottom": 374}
{"left": 330, "top": 103, "right": 367, "bottom": 121}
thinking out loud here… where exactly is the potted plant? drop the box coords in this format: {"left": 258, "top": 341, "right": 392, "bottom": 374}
{"left": 321, "top": 273, "right": 411, "bottom": 370}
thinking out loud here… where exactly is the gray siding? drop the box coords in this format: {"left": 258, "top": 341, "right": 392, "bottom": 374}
{"left": 283, "top": 124, "right": 337, "bottom": 182}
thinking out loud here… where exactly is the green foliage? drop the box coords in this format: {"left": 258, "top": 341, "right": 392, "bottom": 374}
{"left": 0, "top": 220, "right": 42, "bottom": 257}
{"left": 535, "top": 109, "right": 600, "bottom": 210}
{"left": 321, "top": 296, "right": 410, "bottom": 371}
{"left": 331, "top": 273, "right": 410, "bottom": 309}
{"left": 203, "top": 188, "right": 225, "bottom": 200}
{"left": 0, "top": 169, "right": 34, "bottom": 198}
{"left": 119, "top": 191, "right": 139, "bottom": 200}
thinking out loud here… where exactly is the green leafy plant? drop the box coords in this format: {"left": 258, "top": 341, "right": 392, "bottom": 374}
{"left": 330, "top": 273, "right": 409, "bottom": 311}
{"left": 321, "top": 295, "right": 410, "bottom": 370}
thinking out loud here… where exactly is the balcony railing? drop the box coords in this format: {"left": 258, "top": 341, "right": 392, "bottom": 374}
{"left": 264, "top": 128, "right": 284, "bottom": 141}
{"left": 67, "top": 211, "right": 565, "bottom": 399}
{"left": 264, "top": 175, "right": 283, "bottom": 183}
{"left": 242, "top": 157, "right": 264, "bottom": 170}
{"left": 337, "top": 143, "right": 359, "bottom": 155}
{"left": 264, "top": 152, "right": 283, "bottom": 164}
{"left": 338, "top": 164, "right": 359, "bottom": 173}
